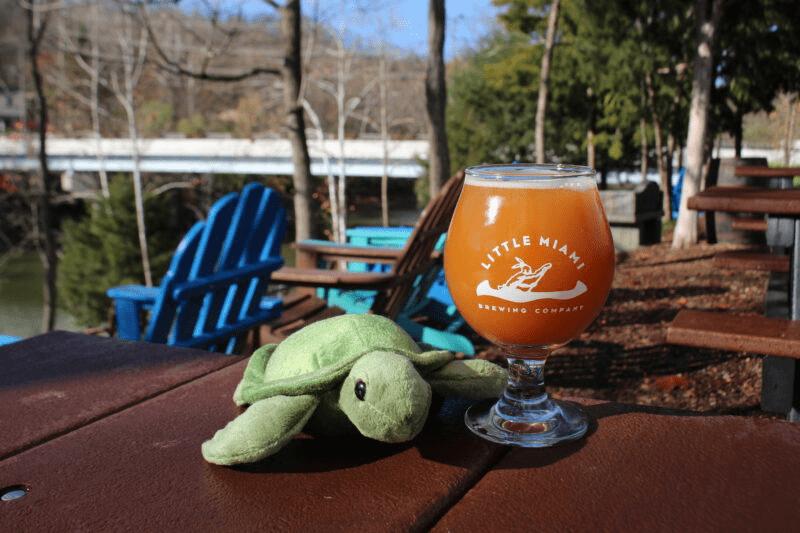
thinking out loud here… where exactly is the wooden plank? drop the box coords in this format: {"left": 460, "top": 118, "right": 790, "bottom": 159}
{"left": 666, "top": 309, "right": 800, "bottom": 358}
{"left": 0, "top": 358, "right": 506, "bottom": 532}
{"left": 0, "top": 332, "right": 241, "bottom": 460}
{"left": 730, "top": 217, "right": 768, "bottom": 232}
{"left": 257, "top": 292, "right": 345, "bottom": 342}
{"left": 294, "top": 240, "right": 404, "bottom": 260}
{"left": 271, "top": 265, "right": 397, "bottom": 290}
{"left": 712, "top": 251, "right": 790, "bottom": 272}
{"left": 734, "top": 165, "right": 800, "bottom": 178}
{"left": 688, "top": 186, "right": 800, "bottom": 216}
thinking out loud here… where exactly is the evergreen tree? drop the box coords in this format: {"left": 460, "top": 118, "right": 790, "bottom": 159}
{"left": 58, "top": 177, "right": 181, "bottom": 328}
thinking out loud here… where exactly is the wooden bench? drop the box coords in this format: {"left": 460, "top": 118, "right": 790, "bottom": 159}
{"left": 730, "top": 216, "right": 768, "bottom": 232}
{"left": 666, "top": 309, "right": 800, "bottom": 359}
{"left": 712, "top": 251, "right": 790, "bottom": 273}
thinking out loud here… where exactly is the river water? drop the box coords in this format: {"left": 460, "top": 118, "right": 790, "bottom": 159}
{"left": 0, "top": 252, "right": 78, "bottom": 338}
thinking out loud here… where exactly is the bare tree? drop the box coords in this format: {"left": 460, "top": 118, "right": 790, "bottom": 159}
{"left": 672, "top": 0, "right": 723, "bottom": 248}
{"left": 307, "top": 29, "right": 379, "bottom": 242}
{"left": 142, "top": 0, "right": 315, "bottom": 241}
{"left": 302, "top": 98, "right": 338, "bottom": 239}
{"left": 74, "top": 0, "right": 111, "bottom": 200}
{"left": 24, "top": 0, "right": 60, "bottom": 332}
{"left": 425, "top": 0, "right": 449, "bottom": 197}
{"left": 535, "top": 0, "right": 560, "bottom": 164}
{"left": 103, "top": 6, "right": 153, "bottom": 285}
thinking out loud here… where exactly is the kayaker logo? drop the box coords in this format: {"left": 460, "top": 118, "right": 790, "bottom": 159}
{"left": 476, "top": 257, "right": 587, "bottom": 304}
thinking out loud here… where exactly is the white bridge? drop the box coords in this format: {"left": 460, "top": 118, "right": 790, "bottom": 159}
{"left": 0, "top": 137, "right": 429, "bottom": 179}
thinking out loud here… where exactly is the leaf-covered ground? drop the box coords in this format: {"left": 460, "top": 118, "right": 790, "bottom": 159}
{"left": 470, "top": 240, "right": 777, "bottom": 418}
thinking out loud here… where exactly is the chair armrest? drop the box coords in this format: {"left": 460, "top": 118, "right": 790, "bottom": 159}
{"left": 294, "top": 240, "right": 403, "bottom": 265}
{"left": 106, "top": 285, "right": 161, "bottom": 341}
{"left": 106, "top": 285, "right": 160, "bottom": 304}
{"left": 271, "top": 266, "right": 398, "bottom": 291}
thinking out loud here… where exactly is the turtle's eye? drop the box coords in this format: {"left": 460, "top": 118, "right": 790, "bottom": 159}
{"left": 355, "top": 379, "right": 367, "bottom": 401}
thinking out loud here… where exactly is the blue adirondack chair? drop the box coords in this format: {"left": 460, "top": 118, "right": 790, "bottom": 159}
{"left": 107, "top": 182, "right": 287, "bottom": 354}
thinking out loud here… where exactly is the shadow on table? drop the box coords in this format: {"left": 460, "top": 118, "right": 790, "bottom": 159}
{"left": 226, "top": 397, "right": 503, "bottom": 474}
{"left": 485, "top": 399, "right": 712, "bottom": 470}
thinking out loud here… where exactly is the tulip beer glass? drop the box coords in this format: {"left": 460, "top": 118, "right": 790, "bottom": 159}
{"left": 444, "top": 164, "right": 615, "bottom": 446}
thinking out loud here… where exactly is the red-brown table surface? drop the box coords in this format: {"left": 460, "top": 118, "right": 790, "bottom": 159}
{"left": 3, "top": 334, "right": 800, "bottom": 532}
{"left": 0, "top": 353, "right": 504, "bottom": 532}
{"left": 433, "top": 403, "right": 800, "bottom": 533}
{"left": 0, "top": 331, "right": 242, "bottom": 460}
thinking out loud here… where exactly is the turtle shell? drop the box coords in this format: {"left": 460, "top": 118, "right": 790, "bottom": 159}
{"left": 255, "top": 314, "right": 452, "bottom": 398}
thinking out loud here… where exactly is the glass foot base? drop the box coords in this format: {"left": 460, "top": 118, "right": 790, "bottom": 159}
{"left": 465, "top": 397, "right": 589, "bottom": 447}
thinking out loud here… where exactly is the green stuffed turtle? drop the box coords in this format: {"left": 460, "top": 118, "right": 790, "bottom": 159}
{"left": 202, "top": 314, "right": 506, "bottom": 465}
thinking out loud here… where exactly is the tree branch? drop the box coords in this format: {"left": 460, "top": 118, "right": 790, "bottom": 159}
{"left": 138, "top": 3, "right": 281, "bottom": 81}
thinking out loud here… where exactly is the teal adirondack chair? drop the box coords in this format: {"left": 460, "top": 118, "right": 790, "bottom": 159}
{"left": 272, "top": 171, "right": 474, "bottom": 355}
{"left": 107, "top": 182, "right": 287, "bottom": 354}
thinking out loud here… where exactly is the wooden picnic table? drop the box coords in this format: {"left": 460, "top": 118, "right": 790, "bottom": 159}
{"left": 688, "top": 186, "right": 800, "bottom": 318}
{"left": 670, "top": 186, "right": 800, "bottom": 419}
{"left": 3, "top": 332, "right": 800, "bottom": 531}
{"left": 702, "top": 165, "right": 799, "bottom": 242}
{"left": 734, "top": 165, "right": 800, "bottom": 179}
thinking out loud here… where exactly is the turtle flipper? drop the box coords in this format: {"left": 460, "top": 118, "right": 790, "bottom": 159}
{"left": 233, "top": 344, "right": 277, "bottom": 406}
{"left": 202, "top": 394, "right": 319, "bottom": 465}
{"left": 426, "top": 359, "right": 506, "bottom": 398}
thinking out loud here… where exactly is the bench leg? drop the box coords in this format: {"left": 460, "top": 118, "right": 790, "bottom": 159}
{"left": 761, "top": 356, "right": 797, "bottom": 415}
{"left": 705, "top": 210, "right": 717, "bottom": 244}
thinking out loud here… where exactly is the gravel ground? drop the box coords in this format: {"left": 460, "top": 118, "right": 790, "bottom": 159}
{"left": 469, "top": 239, "right": 778, "bottom": 418}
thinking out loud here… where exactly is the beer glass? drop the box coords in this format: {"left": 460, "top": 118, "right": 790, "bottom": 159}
{"left": 444, "top": 164, "right": 615, "bottom": 446}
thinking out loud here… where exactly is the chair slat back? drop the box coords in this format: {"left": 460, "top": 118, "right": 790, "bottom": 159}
{"left": 371, "top": 170, "right": 465, "bottom": 320}
{"left": 144, "top": 183, "right": 287, "bottom": 352}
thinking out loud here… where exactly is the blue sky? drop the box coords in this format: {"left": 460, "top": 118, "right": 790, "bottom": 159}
{"left": 321, "top": 0, "right": 504, "bottom": 59}
{"left": 204, "top": 1, "right": 503, "bottom": 60}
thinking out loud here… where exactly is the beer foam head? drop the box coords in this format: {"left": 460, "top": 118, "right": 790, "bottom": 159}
{"left": 464, "top": 164, "right": 596, "bottom": 190}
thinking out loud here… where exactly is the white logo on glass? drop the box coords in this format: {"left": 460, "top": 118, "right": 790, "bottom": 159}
{"left": 476, "top": 257, "right": 587, "bottom": 303}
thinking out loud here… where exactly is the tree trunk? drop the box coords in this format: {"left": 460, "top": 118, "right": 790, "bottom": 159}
{"left": 646, "top": 72, "right": 668, "bottom": 218}
{"left": 535, "top": 0, "right": 561, "bottom": 164}
{"left": 335, "top": 41, "right": 348, "bottom": 243}
{"left": 587, "top": 88, "right": 596, "bottom": 168}
{"left": 640, "top": 116, "right": 649, "bottom": 180}
{"left": 425, "top": 0, "right": 449, "bottom": 197}
{"left": 26, "top": 0, "right": 59, "bottom": 333}
{"left": 733, "top": 109, "right": 744, "bottom": 158}
{"left": 784, "top": 93, "right": 797, "bottom": 166}
{"left": 672, "top": 0, "right": 723, "bottom": 248}
{"left": 109, "top": 18, "right": 152, "bottom": 287}
{"left": 380, "top": 50, "right": 390, "bottom": 228}
{"left": 280, "top": 0, "right": 314, "bottom": 242}
{"left": 89, "top": 0, "right": 109, "bottom": 200}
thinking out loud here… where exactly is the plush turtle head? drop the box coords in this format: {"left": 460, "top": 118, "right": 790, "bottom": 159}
{"left": 340, "top": 351, "right": 431, "bottom": 442}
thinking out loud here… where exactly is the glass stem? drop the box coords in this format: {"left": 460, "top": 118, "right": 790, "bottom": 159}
{"left": 496, "top": 357, "right": 552, "bottom": 420}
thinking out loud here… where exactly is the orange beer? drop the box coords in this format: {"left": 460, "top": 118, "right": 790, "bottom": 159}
{"left": 444, "top": 171, "right": 614, "bottom": 355}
